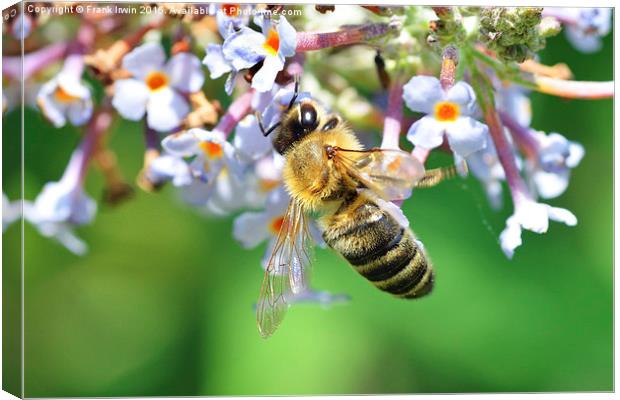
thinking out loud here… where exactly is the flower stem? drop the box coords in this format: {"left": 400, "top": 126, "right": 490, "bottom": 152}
{"left": 498, "top": 110, "right": 540, "bottom": 160}
{"left": 214, "top": 90, "right": 254, "bottom": 137}
{"left": 296, "top": 23, "right": 392, "bottom": 52}
{"left": 3, "top": 42, "right": 69, "bottom": 80}
{"left": 533, "top": 76, "right": 613, "bottom": 99}
{"left": 381, "top": 78, "right": 404, "bottom": 149}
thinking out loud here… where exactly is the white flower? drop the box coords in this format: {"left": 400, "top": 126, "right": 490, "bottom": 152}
{"left": 233, "top": 187, "right": 324, "bottom": 268}
{"left": 527, "top": 131, "right": 584, "bottom": 199}
{"left": 3, "top": 193, "right": 20, "bottom": 232}
{"left": 146, "top": 153, "right": 193, "bottom": 187}
{"left": 112, "top": 42, "right": 204, "bottom": 132}
{"left": 233, "top": 115, "right": 274, "bottom": 163}
{"left": 499, "top": 195, "right": 577, "bottom": 259}
{"left": 558, "top": 8, "right": 612, "bottom": 53}
{"left": 403, "top": 75, "right": 488, "bottom": 160}
{"left": 221, "top": 16, "right": 297, "bottom": 92}
{"left": 162, "top": 128, "right": 241, "bottom": 205}
{"left": 496, "top": 84, "right": 532, "bottom": 128}
{"left": 37, "top": 70, "right": 93, "bottom": 128}
{"left": 233, "top": 187, "right": 291, "bottom": 267}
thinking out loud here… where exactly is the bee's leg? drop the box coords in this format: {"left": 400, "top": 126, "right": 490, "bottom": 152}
{"left": 415, "top": 162, "right": 467, "bottom": 189}
{"left": 255, "top": 111, "right": 281, "bottom": 137}
{"left": 286, "top": 75, "right": 300, "bottom": 110}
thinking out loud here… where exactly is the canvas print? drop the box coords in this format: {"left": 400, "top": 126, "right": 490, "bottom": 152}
{"left": 1, "top": 2, "right": 613, "bottom": 397}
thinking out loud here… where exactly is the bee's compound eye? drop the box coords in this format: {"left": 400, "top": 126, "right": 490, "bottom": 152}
{"left": 299, "top": 103, "right": 318, "bottom": 130}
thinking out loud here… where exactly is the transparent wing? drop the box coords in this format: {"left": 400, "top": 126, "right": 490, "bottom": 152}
{"left": 333, "top": 148, "right": 426, "bottom": 201}
{"left": 256, "top": 200, "right": 313, "bottom": 338}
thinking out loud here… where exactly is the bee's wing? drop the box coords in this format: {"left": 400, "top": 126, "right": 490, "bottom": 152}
{"left": 334, "top": 148, "right": 426, "bottom": 201}
{"left": 256, "top": 200, "right": 313, "bottom": 338}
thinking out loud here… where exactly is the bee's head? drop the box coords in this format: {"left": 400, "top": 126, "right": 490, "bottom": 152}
{"left": 271, "top": 99, "right": 342, "bottom": 155}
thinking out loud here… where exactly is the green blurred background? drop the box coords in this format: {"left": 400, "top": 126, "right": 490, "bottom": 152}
{"left": 2, "top": 10, "right": 613, "bottom": 397}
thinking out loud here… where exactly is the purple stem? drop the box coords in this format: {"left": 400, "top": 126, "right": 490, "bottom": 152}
{"left": 296, "top": 23, "right": 391, "bottom": 52}
{"left": 214, "top": 90, "right": 254, "bottom": 137}
{"left": 3, "top": 42, "right": 69, "bottom": 80}
{"left": 381, "top": 80, "right": 403, "bottom": 149}
{"left": 498, "top": 111, "right": 540, "bottom": 159}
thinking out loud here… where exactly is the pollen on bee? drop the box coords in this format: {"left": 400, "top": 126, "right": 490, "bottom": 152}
{"left": 199, "top": 141, "right": 224, "bottom": 159}
{"left": 145, "top": 71, "right": 169, "bottom": 92}
{"left": 434, "top": 101, "right": 460, "bottom": 122}
{"left": 263, "top": 28, "right": 280, "bottom": 56}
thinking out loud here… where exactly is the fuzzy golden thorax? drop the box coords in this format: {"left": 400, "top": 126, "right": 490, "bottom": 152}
{"left": 282, "top": 125, "right": 362, "bottom": 212}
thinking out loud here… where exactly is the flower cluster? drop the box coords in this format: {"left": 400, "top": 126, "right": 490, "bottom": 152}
{"left": 3, "top": 5, "right": 613, "bottom": 302}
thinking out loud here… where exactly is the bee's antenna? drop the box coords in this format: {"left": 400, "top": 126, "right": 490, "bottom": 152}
{"left": 255, "top": 111, "right": 281, "bottom": 137}
{"left": 287, "top": 75, "right": 300, "bottom": 110}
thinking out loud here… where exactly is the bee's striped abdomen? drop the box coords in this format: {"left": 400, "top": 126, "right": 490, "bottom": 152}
{"left": 322, "top": 194, "right": 434, "bottom": 299}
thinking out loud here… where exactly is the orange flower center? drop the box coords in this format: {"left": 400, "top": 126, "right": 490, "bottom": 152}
{"left": 269, "top": 216, "right": 285, "bottom": 234}
{"left": 222, "top": 3, "right": 240, "bottom": 16}
{"left": 199, "top": 141, "right": 223, "bottom": 159}
{"left": 259, "top": 179, "right": 280, "bottom": 192}
{"left": 145, "top": 71, "right": 169, "bottom": 91}
{"left": 263, "top": 28, "right": 280, "bottom": 56}
{"left": 434, "top": 101, "right": 460, "bottom": 122}
{"left": 54, "top": 86, "right": 80, "bottom": 103}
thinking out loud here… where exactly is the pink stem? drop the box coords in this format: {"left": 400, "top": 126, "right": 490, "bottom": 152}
{"left": 484, "top": 107, "right": 530, "bottom": 203}
{"left": 533, "top": 76, "right": 613, "bottom": 99}
{"left": 296, "top": 23, "right": 391, "bottom": 52}
{"left": 381, "top": 80, "right": 403, "bottom": 149}
{"left": 411, "top": 147, "right": 431, "bottom": 164}
{"left": 3, "top": 42, "right": 69, "bottom": 80}
{"left": 214, "top": 90, "right": 254, "bottom": 137}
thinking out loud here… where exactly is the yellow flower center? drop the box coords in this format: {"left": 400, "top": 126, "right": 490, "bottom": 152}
{"left": 434, "top": 101, "right": 460, "bottom": 122}
{"left": 145, "top": 71, "right": 169, "bottom": 92}
{"left": 269, "top": 216, "right": 285, "bottom": 235}
{"left": 54, "top": 86, "right": 80, "bottom": 103}
{"left": 199, "top": 141, "right": 223, "bottom": 159}
{"left": 222, "top": 3, "right": 241, "bottom": 16}
{"left": 263, "top": 28, "right": 280, "bottom": 56}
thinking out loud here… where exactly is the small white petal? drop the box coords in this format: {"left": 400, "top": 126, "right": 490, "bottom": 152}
{"left": 547, "top": 206, "right": 578, "bottom": 226}
{"left": 122, "top": 42, "right": 166, "bottom": 79}
{"left": 251, "top": 55, "right": 284, "bottom": 92}
{"left": 222, "top": 27, "right": 268, "bottom": 71}
{"left": 146, "top": 87, "right": 190, "bottom": 132}
{"left": 233, "top": 211, "right": 271, "bottom": 248}
{"left": 234, "top": 115, "right": 273, "bottom": 162}
{"left": 566, "top": 142, "right": 585, "bottom": 168}
{"left": 277, "top": 16, "right": 297, "bottom": 58}
{"left": 161, "top": 132, "right": 201, "bottom": 157}
{"left": 166, "top": 53, "right": 205, "bottom": 93}
{"left": 148, "top": 154, "right": 192, "bottom": 186}
{"left": 66, "top": 99, "right": 93, "bottom": 126}
{"left": 203, "top": 44, "right": 232, "bottom": 79}
{"left": 402, "top": 76, "right": 444, "bottom": 114}
{"left": 515, "top": 198, "right": 549, "bottom": 234}
{"left": 37, "top": 82, "right": 68, "bottom": 128}
{"left": 445, "top": 81, "right": 477, "bottom": 115}
{"left": 445, "top": 117, "right": 489, "bottom": 158}
{"left": 112, "top": 79, "right": 149, "bottom": 121}
{"left": 406, "top": 116, "right": 446, "bottom": 150}
{"left": 532, "top": 169, "right": 569, "bottom": 199}
{"left": 499, "top": 215, "right": 522, "bottom": 259}
{"left": 181, "top": 180, "right": 215, "bottom": 206}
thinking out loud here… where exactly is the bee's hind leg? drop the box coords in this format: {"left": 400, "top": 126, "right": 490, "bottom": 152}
{"left": 415, "top": 162, "right": 467, "bottom": 189}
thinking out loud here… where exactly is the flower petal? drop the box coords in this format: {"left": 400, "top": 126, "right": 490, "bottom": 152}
{"left": 402, "top": 75, "right": 444, "bottom": 114}
{"left": 166, "top": 52, "right": 205, "bottom": 93}
{"left": 146, "top": 87, "right": 190, "bottom": 132}
{"left": 122, "top": 42, "right": 166, "bottom": 79}
{"left": 406, "top": 116, "right": 445, "bottom": 150}
{"left": 112, "top": 79, "right": 149, "bottom": 121}
{"left": 547, "top": 206, "right": 578, "bottom": 226}
{"left": 499, "top": 215, "right": 522, "bottom": 259}
{"left": 234, "top": 115, "right": 273, "bottom": 162}
{"left": 162, "top": 131, "right": 201, "bottom": 157}
{"left": 222, "top": 27, "right": 268, "bottom": 71}
{"left": 445, "top": 117, "right": 489, "bottom": 158}
{"left": 445, "top": 81, "right": 477, "bottom": 115}
{"left": 203, "top": 44, "right": 232, "bottom": 79}
{"left": 66, "top": 99, "right": 93, "bottom": 126}
{"left": 148, "top": 154, "right": 192, "bottom": 186}
{"left": 233, "top": 211, "right": 271, "bottom": 248}
{"left": 532, "top": 169, "right": 569, "bottom": 199}
{"left": 277, "top": 16, "right": 297, "bottom": 58}
{"left": 251, "top": 55, "right": 284, "bottom": 92}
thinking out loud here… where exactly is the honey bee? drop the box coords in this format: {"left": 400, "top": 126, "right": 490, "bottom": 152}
{"left": 255, "top": 82, "right": 460, "bottom": 338}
